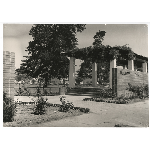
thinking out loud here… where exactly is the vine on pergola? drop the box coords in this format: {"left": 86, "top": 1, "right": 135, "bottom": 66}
{"left": 65, "top": 44, "right": 138, "bottom": 64}
{"left": 65, "top": 29, "right": 147, "bottom": 65}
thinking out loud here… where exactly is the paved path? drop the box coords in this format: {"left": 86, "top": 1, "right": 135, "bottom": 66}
{"left": 17, "top": 95, "right": 148, "bottom": 127}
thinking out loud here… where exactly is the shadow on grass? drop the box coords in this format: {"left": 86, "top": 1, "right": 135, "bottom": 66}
{"left": 114, "top": 124, "right": 135, "bottom": 127}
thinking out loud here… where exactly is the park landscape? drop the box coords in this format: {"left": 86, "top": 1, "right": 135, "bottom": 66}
{"left": 3, "top": 24, "right": 149, "bottom": 127}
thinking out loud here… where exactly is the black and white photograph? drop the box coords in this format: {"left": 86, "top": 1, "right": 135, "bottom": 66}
{"left": 3, "top": 24, "right": 149, "bottom": 127}
{"left": 1, "top": 1, "right": 150, "bottom": 150}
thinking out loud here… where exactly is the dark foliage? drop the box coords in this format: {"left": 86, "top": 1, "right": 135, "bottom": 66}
{"left": 127, "top": 83, "right": 149, "bottom": 99}
{"left": 76, "top": 60, "right": 110, "bottom": 84}
{"left": 16, "top": 24, "right": 86, "bottom": 87}
{"left": 33, "top": 97, "right": 48, "bottom": 115}
{"left": 93, "top": 30, "right": 106, "bottom": 47}
{"left": 3, "top": 92, "right": 16, "bottom": 122}
{"left": 59, "top": 96, "right": 74, "bottom": 112}
{"left": 59, "top": 102, "right": 74, "bottom": 112}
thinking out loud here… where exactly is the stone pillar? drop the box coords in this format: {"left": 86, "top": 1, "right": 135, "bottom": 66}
{"left": 142, "top": 62, "right": 147, "bottom": 73}
{"left": 3, "top": 51, "right": 15, "bottom": 99}
{"left": 128, "top": 60, "right": 134, "bottom": 71}
{"left": 69, "top": 57, "right": 75, "bottom": 88}
{"left": 92, "top": 62, "right": 97, "bottom": 87}
{"left": 110, "top": 59, "right": 116, "bottom": 89}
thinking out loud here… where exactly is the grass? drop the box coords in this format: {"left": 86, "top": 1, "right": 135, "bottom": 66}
{"left": 3, "top": 104, "right": 84, "bottom": 127}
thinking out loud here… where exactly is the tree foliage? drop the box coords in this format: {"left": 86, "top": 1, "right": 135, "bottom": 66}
{"left": 76, "top": 30, "right": 109, "bottom": 84}
{"left": 17, "top": 24, "right": 86, "bottom": 86}
{"left": 77, "top": 60, "right": 109, "bottom": 84}
{"left": 3, "top": 92, "right": 16, "bottom": 122}
{"left": 93, "top": 30, "right": 106, "bottom": 47}
{"left": 77, "top": 59, "right": 92, "bottom": 79}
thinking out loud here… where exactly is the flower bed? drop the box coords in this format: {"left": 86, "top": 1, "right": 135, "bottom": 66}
{"left": 83, "top": 97, "right": 148, "bottom": 104}
{"left": 3, "top": 102, "right": 90, "bottom": 127}
{"left": 14, "top": 101, "right": 90, "bottom": 113}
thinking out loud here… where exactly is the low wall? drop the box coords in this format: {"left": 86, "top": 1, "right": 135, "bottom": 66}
{"left": 14, "top": 86, "right": 60, "bottom": 96}
{"left": 112, "top": 68, "right": 148, "bottom": 97}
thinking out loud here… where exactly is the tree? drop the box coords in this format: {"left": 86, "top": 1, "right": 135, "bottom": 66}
{"left": 93, "top": 30, "right": 106, "bottom": 47}
{"left": 17, "top": 24, "right": 86, "bottom": 87}
{"left": 77, "top": 60, "right": 109, "bottom": 84}
{"left": 76, "top": 30, "right": 109, "bottom": 84}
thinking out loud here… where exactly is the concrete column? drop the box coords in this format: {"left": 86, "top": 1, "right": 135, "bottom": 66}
{"left": 110, "top": 59, "right": 116, "bottom": 89}
{"left": 142, "top": 62, "right": 147, "bottom": 73}
{"left": 92, "top": 62, "right": 97, "bottom": 87}
{"left": 128, "top": 60, "right": 134, "bottom": 71}
{"left": 69, "top": 57, "right": 75, "bottom": 88}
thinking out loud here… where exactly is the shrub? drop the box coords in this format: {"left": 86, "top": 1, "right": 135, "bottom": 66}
{"left": 32, "top": 86, "right": 48, "bottom": 115}
{"left": 3, "top": 92, "right": 16, "bottom": 122}
{"left": 127, "top": 83, "right": 149, "bottom": 99}
{"left": 33, "top": 97, "right": 48, "bottom": 115}
{"left": 98, "top": 88, "right": 113, "bottom": 99}
{"left": 59, "top": 102, "right": 74, "bottom": 112}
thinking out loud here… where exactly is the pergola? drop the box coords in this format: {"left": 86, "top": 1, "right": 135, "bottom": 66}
{"left": 63, "top": 45, "right": 148, "bottom": 88}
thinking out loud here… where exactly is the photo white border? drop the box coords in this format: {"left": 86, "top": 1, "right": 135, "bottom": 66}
{"left": 0, "top": 1, "right": 150, "bottom": 150}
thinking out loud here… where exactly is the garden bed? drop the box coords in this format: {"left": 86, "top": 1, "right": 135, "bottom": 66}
{"left": 3, "top": 104, "right": 85, "bottom": 127}
{"left": 83, "top": 97, "right": 148, "bottom": 104}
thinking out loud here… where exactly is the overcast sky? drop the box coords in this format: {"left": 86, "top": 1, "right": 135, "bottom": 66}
{"left": 3, "top": 24, "right": 148, "bottom": 70}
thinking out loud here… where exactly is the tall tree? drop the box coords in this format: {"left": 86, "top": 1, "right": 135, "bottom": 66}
{"left": 76, "top": 30, "right": 109, "bottom": 84}
{"left": 17, "top": 24, "right": 86, "bottom": 87}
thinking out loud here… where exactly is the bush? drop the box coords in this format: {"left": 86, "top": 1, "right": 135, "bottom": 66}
{"left": 59, "top": 102, "right": 74, "bottom": 112}
{"left": 98, "top": 88, "right": 112, "bottom": 98}
{"left": 33, "top": 97, "right": 48, "bottom": 115}
{"left": 3, "top": 92, "right": 16, "bottom": 122}
{"left": 127, "top": 83, "right": 149, "bottom": 99}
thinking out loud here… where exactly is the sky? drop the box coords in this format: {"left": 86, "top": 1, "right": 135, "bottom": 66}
{"left": 3, "top": 24, "right": 148, "bottom": 70}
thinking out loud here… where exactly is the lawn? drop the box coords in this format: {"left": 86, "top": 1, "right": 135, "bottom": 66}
{"left": 3, "top": 104, "right": 84, "bottom": 127}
